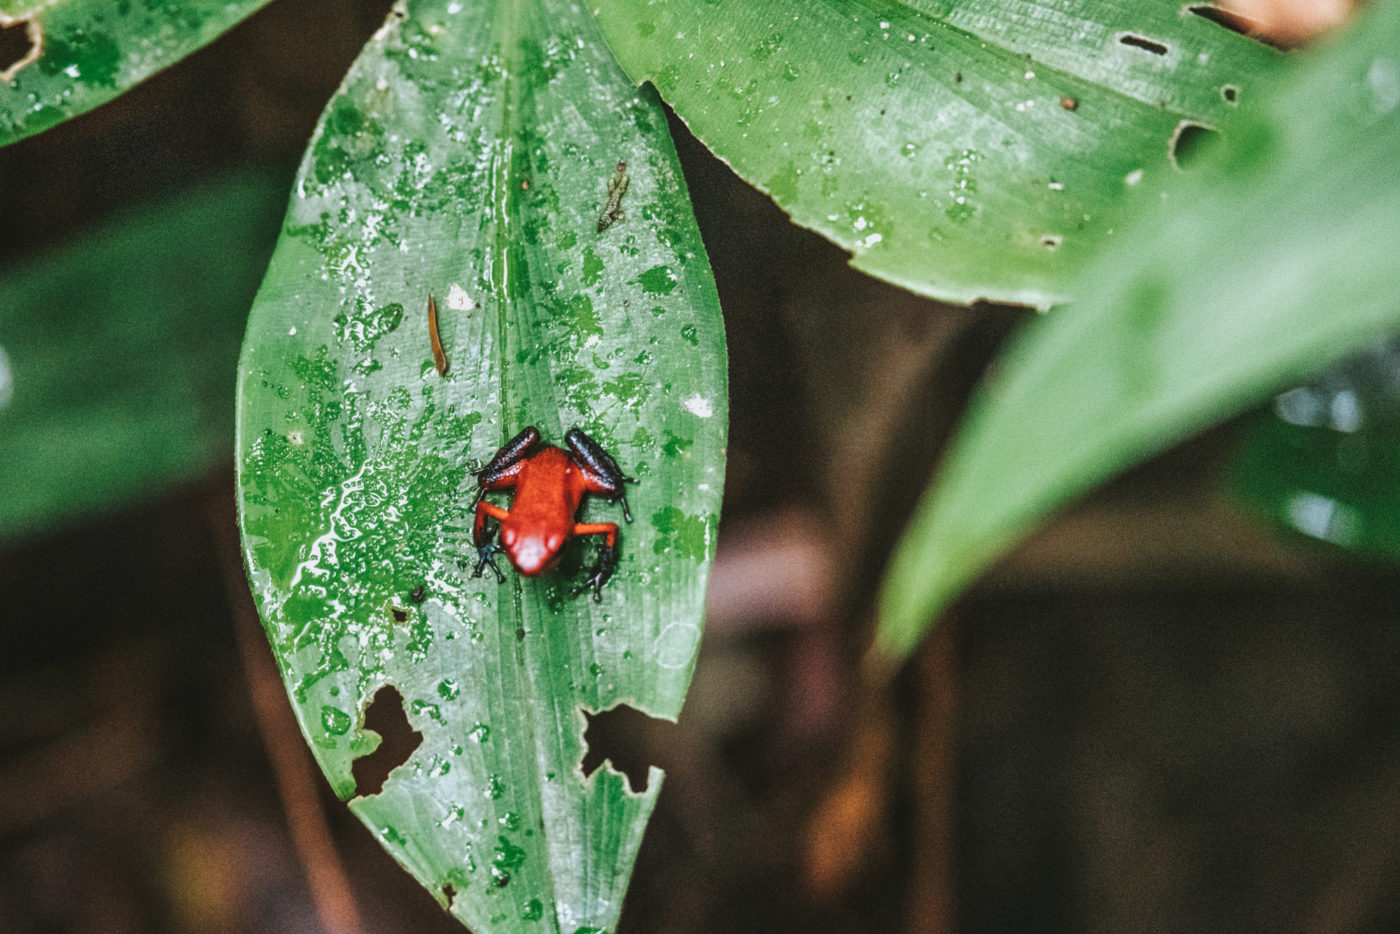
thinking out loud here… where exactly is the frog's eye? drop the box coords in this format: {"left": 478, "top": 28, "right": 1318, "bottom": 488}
{"left": 546, "top": 533, "right": 564, "bottom": 552}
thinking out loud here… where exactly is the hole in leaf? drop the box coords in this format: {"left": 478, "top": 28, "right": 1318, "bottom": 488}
{"left": 351, "top": 685, "right": 423, "bottom": 797}
{"left": 1120, "top": 34, "right": 1169, "bottom": 55}
{"left": 0, "top": 19, "right": 39, "bottom": 79}
{"left": 580, "top": 704, "right": 677, "bottom": 794}
{"left": 1187, "top": 5, "right": 1286, "bottom": 47}
{"left": 442, "top": 884, "right": 456, "bottom": 908}
{"left": 1221, "top": 84, "right": 1239, "bottom": 103}
{"left": 1041, "top": 235, "right": 1063, "bottom": 251}
{"left": 390, "top": 605, "right": 408, "bottom": 623}
{"left": 1188, "top": 4, "right": 1254, "bottom": 34}
{"left": 1169, "top": 121, "right": 1219, "bottom": 170}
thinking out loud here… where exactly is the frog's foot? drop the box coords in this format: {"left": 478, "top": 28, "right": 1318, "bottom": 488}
{"left": 571, "top": 546, "right": 619, "bottom": 603}
{"left": 472, "top": 543, "right": 506, "bottom": 582}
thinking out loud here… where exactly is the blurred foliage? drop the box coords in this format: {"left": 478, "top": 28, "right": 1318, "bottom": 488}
{"left": 0, "top": 169, "right": 286, "bottom": 539}
{"left": 878, "top": 0, "right": 1400, "bottom": 657}
{"left": 1232, "top": 337, "right": 1400, "bottom": 561}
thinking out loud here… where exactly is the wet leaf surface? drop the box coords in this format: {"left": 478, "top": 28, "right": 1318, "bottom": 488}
{"left": 877, "top": 0, "right": 1400, "bottom": 656}
{"left": 590, "top": 0, "right": 1279, "bottom": 307}
{"left": 236, "top": 1, "right": 726, "bottom": 931}
{"left": 0, "top": 0, "right": 274, "bottom": 146}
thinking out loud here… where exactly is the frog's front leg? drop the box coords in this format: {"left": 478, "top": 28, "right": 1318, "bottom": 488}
{"left": 570, "top": 522, "right": 620, "bottom": 601}
{"left": 471, "top": 500, "right": 510, "bottom": 582}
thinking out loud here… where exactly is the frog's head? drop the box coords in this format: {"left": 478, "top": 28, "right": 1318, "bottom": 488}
{"left": 501, "top": 526, "right": 567, "bottom": 576}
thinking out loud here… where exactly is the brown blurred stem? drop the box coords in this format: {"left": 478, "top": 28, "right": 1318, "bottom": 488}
{"left": 907, "top": 618, "right": 957, "bottom": 933}
{"left": 803, "top": 619, "right": 958, "bottom": 934}
{"left": 208, "top": 490, "right": 364, "bottom": 934}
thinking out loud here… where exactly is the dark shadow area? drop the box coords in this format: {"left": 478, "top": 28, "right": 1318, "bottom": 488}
{"left": 1190, "top": 4, "right": 1259, "bottom": 36}
{"left": 1171, "top": 121, "right": 1221, "bottom": 170}
{"left": 351, "top": 685, "right": 423, "bottom": 798}
{"left": 581, "top": 704, "right": 679, "bottom": 794}
{"left": 0, "top": 20, "right": 34, "bottom": 75}
{"left": 1189, "top": 5, "right": 1290, "bottom": 49}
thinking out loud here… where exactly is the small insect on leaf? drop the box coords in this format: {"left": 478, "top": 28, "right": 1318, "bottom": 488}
{"left": 427, "top": 292, "right": 449, "bottom": 376}
{"left": 597, "top": 160, "right": 629, "bottom": 233}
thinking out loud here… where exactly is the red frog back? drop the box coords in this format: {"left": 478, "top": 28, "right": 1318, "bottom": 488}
{"left": 497, "top": 445, "right": 587, "bottom": 575}
{"left": 470, "top": 424, "right": 634, "bottom": 599}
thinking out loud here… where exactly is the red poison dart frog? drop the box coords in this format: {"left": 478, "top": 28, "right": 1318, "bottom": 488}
{"left": 470, "top": 426, "right": 636, "bottom": 600}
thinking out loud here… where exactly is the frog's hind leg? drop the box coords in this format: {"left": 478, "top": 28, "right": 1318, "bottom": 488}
{"left": 564, "top": 427, "right": 637, "bottom": 522}
{"left": 475, "top": 427, "right": 540, "bottom": 492}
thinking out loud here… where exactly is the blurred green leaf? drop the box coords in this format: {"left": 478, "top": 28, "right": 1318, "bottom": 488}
{"left": 590, "top": 0, "right": 1279, "bottom": 308}
{"left": 877, "top": 0, "right": 1400, "bottom": 658}
{"left": 0, "top": 0, "right": 273, "bottom": 146}
{"left": 1232, "top": 338, "right": 1400, "bottom": 561}
{"left": 0, "top": 169, "right": 286, "bottom": 539}
{"left": 236, "top": 1, "right": 726, "bottom": 931}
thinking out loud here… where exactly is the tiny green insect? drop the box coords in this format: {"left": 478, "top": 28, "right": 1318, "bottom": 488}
{"left": 596, "top": 160, "right": 629, "bottom": 233}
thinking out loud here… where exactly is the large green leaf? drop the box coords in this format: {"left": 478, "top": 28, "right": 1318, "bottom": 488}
{"left": 590, "top": 0, "right": 1279, "bottom": 308}
{"left": 0, "top": 170, "right": 285, "bottom": 538}
{"left": 877, "top": 0, "right": 1400, "bottom": 657}
{"left": 236, "top": 1, "right": 726, "bottom": 931}
{"left": 0, "top": 0, "right": 273, "bottom": 146}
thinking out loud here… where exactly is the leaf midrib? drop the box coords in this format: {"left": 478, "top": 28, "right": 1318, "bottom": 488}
{"left": 488, "top": 1, "right": 565, "bottom": 929}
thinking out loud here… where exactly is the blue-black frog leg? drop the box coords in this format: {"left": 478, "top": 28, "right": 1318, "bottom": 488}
{"left": 472, "top": 426, "right": 541, "bottom": 504}
{"left": 564, "top": 426, "right": 636, "bottom": 523}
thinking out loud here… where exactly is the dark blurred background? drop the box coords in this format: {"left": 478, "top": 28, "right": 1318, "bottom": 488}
{"left": 2, "top": 1, "right": 1398, "bottom": 932}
